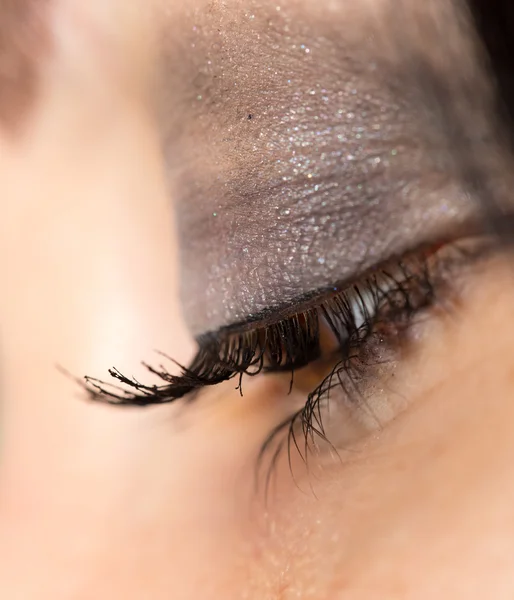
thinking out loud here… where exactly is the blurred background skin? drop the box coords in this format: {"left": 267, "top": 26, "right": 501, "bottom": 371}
{"left": 1, "top": 1, "right": 514, "bottom": 598}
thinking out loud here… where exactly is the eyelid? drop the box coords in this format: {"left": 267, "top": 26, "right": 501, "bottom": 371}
{"left": 83, "top": 235, "right": 477, "bottom": 407}
{"left": 204, "top": 237, "right": 450, "bottom": 338}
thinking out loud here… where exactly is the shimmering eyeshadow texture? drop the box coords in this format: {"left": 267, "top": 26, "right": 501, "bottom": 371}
{"left": 159, "top": 1, "right": 488, "bottom": 335}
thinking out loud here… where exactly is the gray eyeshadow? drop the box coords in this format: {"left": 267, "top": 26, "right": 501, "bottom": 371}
{"left": 160, "top": 1, "right": 484, "bottom": 336}
{"left": 175, "top": 90, "right": 473, "bottom": 335}
{"left": 178, "top": 179, "right": 471, "bottom": 336}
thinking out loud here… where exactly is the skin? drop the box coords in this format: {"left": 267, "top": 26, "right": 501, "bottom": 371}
{"left": 1, "top": 1, "right": 514, "bottom": 598}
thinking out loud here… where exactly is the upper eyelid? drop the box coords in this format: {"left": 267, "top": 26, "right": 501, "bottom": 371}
{"left": 196, "top": 235, "right": 462, "bottom": 341}
{"left": 81, "top": 232, "right": 498, "bottom": 417}
{"left": 164, "top": 6, "right": 490, "bottom": 336}
{"left": 177, "top": 173, "right": 476, "bottom": 337}
{"left": 81, "top": 237, "right": 453, "bottom": 409}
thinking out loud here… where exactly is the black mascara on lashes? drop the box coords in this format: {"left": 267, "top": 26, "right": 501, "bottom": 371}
{"left": 83, "top": 243, "right": 454, "bottom": 407}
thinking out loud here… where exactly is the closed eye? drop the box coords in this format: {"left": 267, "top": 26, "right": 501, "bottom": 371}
{"left": 83, "top": 233, "right": 497, "bottom": 483}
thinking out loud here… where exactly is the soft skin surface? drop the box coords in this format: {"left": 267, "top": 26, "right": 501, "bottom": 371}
{"left": 1, "top": 1, "right": 514, "bottom": 599}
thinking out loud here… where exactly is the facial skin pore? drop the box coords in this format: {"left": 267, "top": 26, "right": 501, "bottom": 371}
{"left": 1, "top": 1, "right": 514, "bottom": 599}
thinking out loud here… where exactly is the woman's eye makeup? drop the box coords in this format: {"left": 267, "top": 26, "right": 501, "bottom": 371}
{"left": 83, "top": 1, "right": 514, "bottom": 470}
{"left": 85, "top": 233, "right": 493, "bottom": 464}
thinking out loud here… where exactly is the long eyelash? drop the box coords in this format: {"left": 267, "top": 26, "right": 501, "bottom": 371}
{"left": 83, "top": 250, "right": 437, "bottom": 408}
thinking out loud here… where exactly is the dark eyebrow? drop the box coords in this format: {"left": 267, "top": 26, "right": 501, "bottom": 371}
{"left": 0, "top": 0, "right": 53, "bottom": 135}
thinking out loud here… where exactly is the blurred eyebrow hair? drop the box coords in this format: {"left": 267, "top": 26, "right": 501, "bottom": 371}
{"left": 468, "top": 0, "right": 514, "bottom": 136}
{"left": 0, "top": 0, "right": 53, "bottom": 135}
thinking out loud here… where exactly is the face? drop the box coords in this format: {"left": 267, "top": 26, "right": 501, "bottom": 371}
{"left": 2, "top": 0, "right": 514, "bottom": 598}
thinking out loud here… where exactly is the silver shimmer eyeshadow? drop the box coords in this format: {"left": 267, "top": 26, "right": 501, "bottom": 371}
{"left": 157, "top": 0, "right": 488, "bottom": 336}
